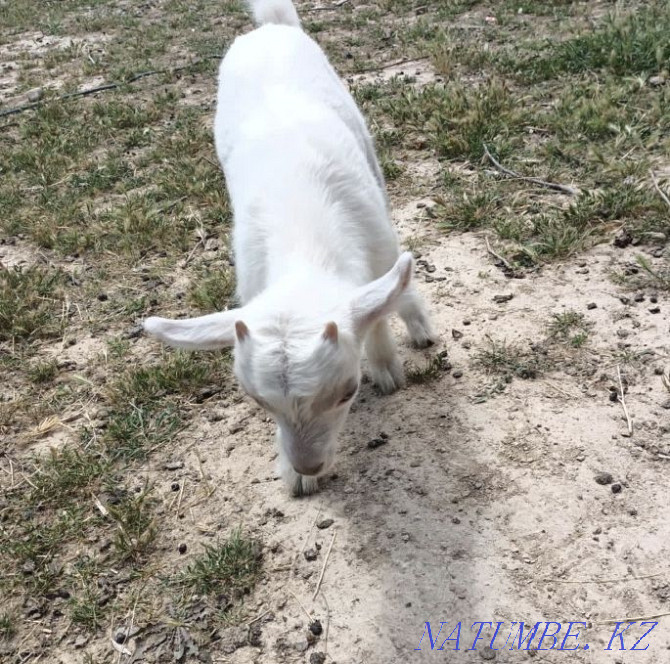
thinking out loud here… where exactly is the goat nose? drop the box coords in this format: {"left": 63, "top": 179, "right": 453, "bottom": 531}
{"left": 294, "top": 462, "right": 324, "bottom": 477}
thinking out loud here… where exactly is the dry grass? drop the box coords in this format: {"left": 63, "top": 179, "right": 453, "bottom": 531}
{"left": 1, "top": 0, "right": 668, "bottom": 659}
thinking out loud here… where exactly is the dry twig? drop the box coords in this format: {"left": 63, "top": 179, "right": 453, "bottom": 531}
{"left": 546, "top": 571, "right": 665, "bottom": 584}
{"left": 308, "top": 0, "right": 350, "bottom": 11}
{"left": 355, "top": 56, "right": 430, "bottom": 75}
{"left": 485, "top": 235, "right": 513, "bottom": 271}
{"left": 0, "top": 56, "right": 222, "bottom": 120}
{"left": 287, "top": 588, "right": 313, "bottom": 622}
{"left": 650, "top": 169, "right": 670, "bottom": 210}
{"left": 313, "top": 530, "right": 337, "bottom": 601}
{"left": 617, "top": 365, "right": 633, "bottom": 437}
{"left": 483, "top": 144, "right": 579, "bottom": 196}
{"left": 598, "top": 611, "right": 670, "bottom": 625}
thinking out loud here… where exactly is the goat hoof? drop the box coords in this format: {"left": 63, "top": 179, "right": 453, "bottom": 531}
{"left": 411, "top": 334, "right": 435, "bottom": 349}
{"left": 290, "top": 474, "right": 319, "bottom": 497}
{"left": 370, "top": 362, "right": 405, "bottom": 394}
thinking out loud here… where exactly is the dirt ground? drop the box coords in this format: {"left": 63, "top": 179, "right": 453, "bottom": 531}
{"left": 17, "top": 220, "right": 670, "bottom": 664}
{"left": 2, "top": 1, "right": 670, "bottom": 663}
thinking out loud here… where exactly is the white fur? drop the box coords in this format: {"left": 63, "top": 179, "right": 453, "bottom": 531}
{"left": 143, "top": 0, "right": 434, "bottom": 496}
{"left": 245, "top": 0, "right": 300, "bottom": 28}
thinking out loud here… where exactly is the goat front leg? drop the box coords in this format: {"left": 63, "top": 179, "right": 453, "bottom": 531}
{"left": 276, "top": 431, "right": 319, "bottom": 497}
{"left": 397, "top": 287, "right": 436, "bottom": 348}
{"left": 365, "top": 318, "right": 405, "bottom": 394}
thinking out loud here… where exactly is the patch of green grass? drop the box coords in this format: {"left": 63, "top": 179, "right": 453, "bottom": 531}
{"left": 104, "top": 404, "right": 182, "bottom": 461}
{"left": 435, "top": 190, "right": 503, "bottom": 233}
{"left": 3, "top": 505, "right": 89, "bottom": 594}
{"left": 111, "top": 352, "right": 218, "bottom": 407}
{"left": 30, "top": 445, "right": 108, "bottom": 507}
{"left": 547, "top": 310, "right": 591, "bottom": 347}
{"left": 474, "top": 336, "right": 543, "bottom": 380}
{"left": 28, "top": 359, "right": 60, "bottom": 384}
{"left": 635, "top": 254, "right": 670, "bottom": 290}
{"left": 517, "top": 4, "right": 670, "bottom": 81}
{"left": 67, "top": 556, "right": 109, "bottom": 631}
{"left": 368, "top": 79, "right": 524, "bottom": 160}
{"left": 108, "top": 489, "right": 157, "bottom": 560}
{"left": 189, "top": 266, "right": 235, "bottom": 312}
{"left": 406, "top": 351, "right": 451, "bottom": 385}
{"left": 0, "top": 266, "right": 67, "bottom": 343}
{"left": 175, "top": 530, "right": 262, "bottom": 597}
{"left": 0, "top": 613, "right": 15, "bottom": 640}
{"left": 103, "top": 351, "right": 229, "bottom": 460}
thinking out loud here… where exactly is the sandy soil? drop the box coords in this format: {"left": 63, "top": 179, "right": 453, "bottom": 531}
{"left": 3, "top": 4, "right": 670, "bottom": 663}
{"left": 65, "top": 222, "right": 668, "bottom": 663}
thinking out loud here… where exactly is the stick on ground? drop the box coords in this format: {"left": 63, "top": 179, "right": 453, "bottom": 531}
{"left": 484, "top": 234, "right": 517, "bottom": 276}
{"left": 313, "top": 530, "right": 337, "bottom": 601}
{"left": 617, "top": 365, "right": 633, "bottom": 436}
{"left": 650, "top": 169, "right": 670, "bottom": 210}
{"left": 483, "top": 144, "right": 579, "bottom": 196}
{"left": 0, "top": 56, "right": 222, "bottom": 120}
{"left": 287, "top": 589, "right": 313, "bottom": 623}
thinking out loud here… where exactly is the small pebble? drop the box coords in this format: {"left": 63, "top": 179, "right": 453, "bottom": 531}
{"left": 452, "top": 370, "right": 463, "bottom": 379}
{"left": 178, "top": 543, "right": 187, "bottom": 554}
{"left": 304, "top": 548, "right": 318, "bottom": 562}
{"left": 164, "top": 460, "right": 184, "bottom": 471}
{"left": 309, "top": 620, "right": 323, "bottom": 636}
{"left": 480, "top": 645, "right": 497, "bottom": 660}
{"left": 452, "top": 517, "right": 461, "bottom": 524}
{"left": 452, "top": 329, "right": 463, "bottom": 340}
{"left": 586, "top": 302, "right": 597, "bottom": 310}
{"left": 171, "top": 482, "right": 180, "bottom": 492}
{"left": 74, "top": 635, "right": 88, "bottom": 649}
{"left": 493, "top": 294, "right": 514, "bottom": 304}
{"left": 611, "top": 483, "right": 623, "bottom": 494}
{"left": 463, "top": 319, "right": 471, "bottom": 326}
{"left": 367, "top": 437, "right": 388, "bottom": 449}
{"left": 310, "top": 653, "right": 326, "bottom": 664}
{"left": 614, "top": 229, "right": 633, "bottom": 248}
{"left": 595, "top": 472, "right": 614, "bottom": 485}
{"left": 649, "top": 307, "right": 661, "bottom": 314}
{"left": 316, "top": 518, "right": 334, "bottom": 530}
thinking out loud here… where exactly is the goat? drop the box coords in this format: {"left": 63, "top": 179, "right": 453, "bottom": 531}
{"left": 143, "top": 0, "right": 435, "bottom": 496}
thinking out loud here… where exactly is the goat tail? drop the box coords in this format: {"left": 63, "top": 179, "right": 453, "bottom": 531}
{"left": 245, "top": 0, "right": 301, "bottom": 27}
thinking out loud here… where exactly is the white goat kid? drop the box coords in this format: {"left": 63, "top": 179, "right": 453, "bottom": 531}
{"left": 143, "top": 0, "right": 435, "bottom": 496}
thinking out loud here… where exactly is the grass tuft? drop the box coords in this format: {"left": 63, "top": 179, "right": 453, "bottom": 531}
{"left": 0, "top": 266, "right": 67, "bottom": 342}
{"left": 474, "top": 336, "right": 543, "bottom": 380}
{"left": 175, "top": 530, "right": 262, "bottom": 598}
{"left": 519, "top": 5, "right": 670, "bottom": 81}
{"left": 547, "top": 310, "right": 591, "bottom": 347}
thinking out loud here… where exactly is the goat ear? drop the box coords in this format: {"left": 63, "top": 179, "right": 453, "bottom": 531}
{"left": 350, "top": 252, "right": 413, "bottom": 337}
{"left": 143, "top": 310, "right": 242, "bottom": 350}
{"left": 322, "top": 321, "right": 338, "bottom": 344}
{"left": 235, "top": 320, "right": 250, "bottom": 343}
